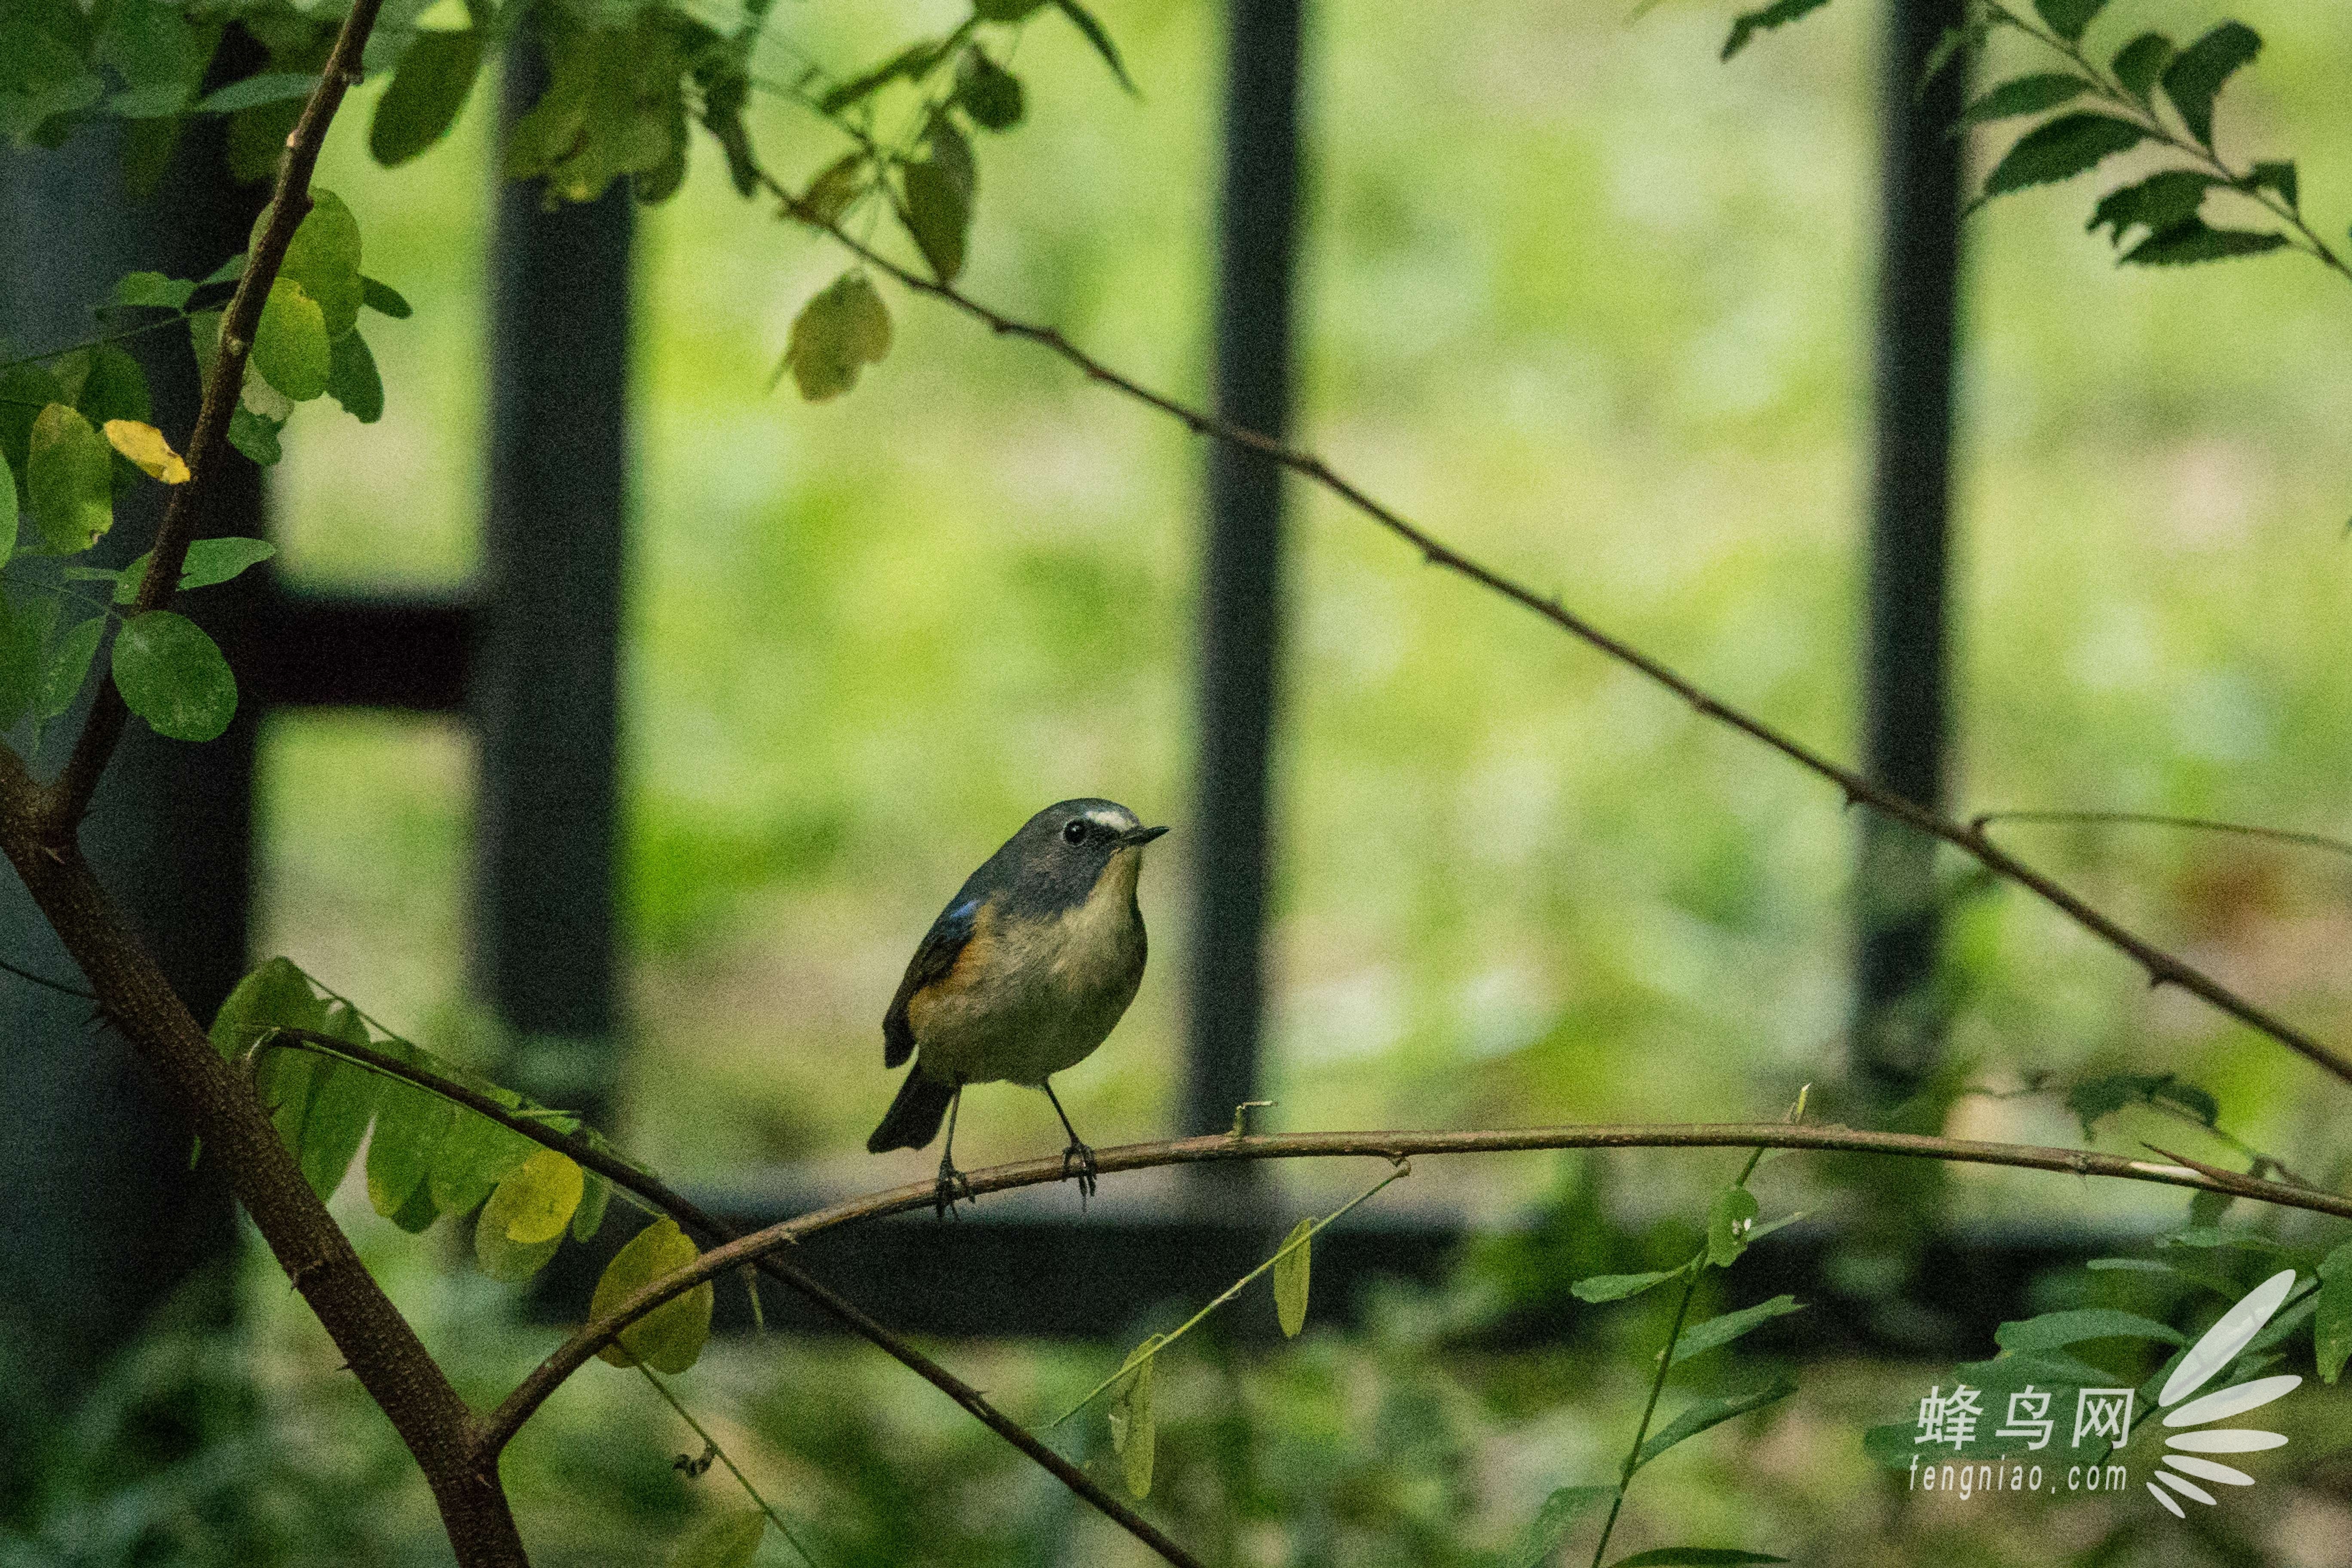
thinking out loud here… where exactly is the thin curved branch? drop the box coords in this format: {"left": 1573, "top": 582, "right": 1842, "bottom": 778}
{"left": 1974, "top": 809, "right": 2352, "bottom": 864}
{"left": 740, "top": 172, "right": 2352, "bottom": 1093}
{"left": 269, "top": 1029, "right": 1205, "bottom": 1568}
{"left": 44, "top": 4, "right": 383, "bottom": 833}
{"left": 485, "top": 1120, "right": 2352, "bottom": 1452}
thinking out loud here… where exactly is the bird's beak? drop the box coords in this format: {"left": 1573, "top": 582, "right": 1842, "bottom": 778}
{"left": 1119, "top": 825, "right": 1170, "bottom": 848}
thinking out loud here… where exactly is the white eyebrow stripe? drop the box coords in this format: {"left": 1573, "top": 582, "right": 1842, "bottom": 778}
{"left": 1084, "top": 809, "right": 1134, "bottom": 830}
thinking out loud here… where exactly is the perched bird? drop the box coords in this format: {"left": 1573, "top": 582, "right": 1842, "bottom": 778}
{"left": 868, "top": 799, "right": 1167, "bottom": 1216}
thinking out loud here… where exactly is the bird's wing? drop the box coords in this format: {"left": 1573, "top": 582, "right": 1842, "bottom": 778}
{"left": 883, "top": 896, "right": 981, "bottom": 1068}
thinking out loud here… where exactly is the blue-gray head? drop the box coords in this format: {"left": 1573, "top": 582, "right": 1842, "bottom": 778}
{"left": 979, "top": 797, "right": 1169, "bottom": 913}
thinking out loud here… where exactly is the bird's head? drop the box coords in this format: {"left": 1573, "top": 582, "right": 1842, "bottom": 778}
{"left": 1005, "top": 798, "right": 1168, "bottom": 905}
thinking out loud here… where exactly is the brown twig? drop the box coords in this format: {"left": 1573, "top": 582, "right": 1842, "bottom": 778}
{"left": 486, "top": 1119, "right": 2352, "bottom": 1455}
{"left": 267, "top": 1029, "right": 1206, "bottom": 1568}
{"left": 43, "top": 6, "right": 383, "bottom": 834}
{"left": 750, "top": 175, "right": 2352, "bottom": 1093}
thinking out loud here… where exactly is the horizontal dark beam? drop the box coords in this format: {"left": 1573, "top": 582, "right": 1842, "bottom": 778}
{"left": 236, "top": 591, "right": 472, "bottom": 712}
{"left": 530, "top": 1196, "right": 2124, "bottom": 1358}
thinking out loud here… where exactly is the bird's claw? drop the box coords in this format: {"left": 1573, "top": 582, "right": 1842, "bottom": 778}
{"left": 1060, "top": 1140, "right": 1099, "bottom": 1201}
{"left": 932, "top": 1160, "right": 975, "bottom": 1221}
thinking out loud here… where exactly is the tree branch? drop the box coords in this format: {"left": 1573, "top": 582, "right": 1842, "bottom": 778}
{"left": 0, "top": 761, "right": 525, "bottom": 1565}
{"left": 0, "top": 12, "right": 533, "bottom": 1563}
{"left": 268, "top": 1029, "right": 1207, "bottom": 1568}
{"left": 753, "top": 171, "right": 2352, "bottom": 1093}
{"left": 44, "top": 0, "right": 385, "bottom": 833}
{"left": 487, "top": 1118, "right": 2352, "bottom": 1456}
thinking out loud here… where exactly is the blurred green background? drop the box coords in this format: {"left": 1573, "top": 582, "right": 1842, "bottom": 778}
{"left": 41, "top": 0, "right": 2352, "bottom": 1560}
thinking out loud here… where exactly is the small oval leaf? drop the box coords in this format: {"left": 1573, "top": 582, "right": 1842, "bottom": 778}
{"left": 112, "top": 609, "right": 236, "bottom": 741}
{"left": 102, "top": 418, "right": 190, "bottom": 483}
{"left": 591, "top": 1217, "right": 714, "bottom": 1374}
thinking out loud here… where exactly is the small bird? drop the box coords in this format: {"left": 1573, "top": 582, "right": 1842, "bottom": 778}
{"left": 868, "top": 799, "right": 1167, "bottom": 1216}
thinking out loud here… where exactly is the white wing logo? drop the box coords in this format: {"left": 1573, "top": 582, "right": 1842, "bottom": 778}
{"left": 2144, "top": 1268, "right": 2300, "bottom": 1519}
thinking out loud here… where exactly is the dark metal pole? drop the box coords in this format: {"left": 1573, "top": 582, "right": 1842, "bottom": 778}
{"left": 1183, "top": 0, "right": 1306, "bottom": 1166}
{"left": 0, "top": 94, "right": 258, "bottom": 1409}
{"left": 476, "top": 38, "right": 632, "bottom": 1119}
{"left": 1852, "top": 0, "right": 1966, "bottom": 1101}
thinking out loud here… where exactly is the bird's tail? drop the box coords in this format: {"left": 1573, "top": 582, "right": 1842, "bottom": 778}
{"left": 867, "top": 1071, "right": 955, "bottom": 1153}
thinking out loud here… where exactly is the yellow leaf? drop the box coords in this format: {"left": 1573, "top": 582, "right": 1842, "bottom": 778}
{"left": 484, "top": 1146, "right": 585, "bottom": 1244}
{"left": 589, "top": 1217, "right": 714, "bottom": 1374}
{"left": 1107, "top": 1334, "right": 1159, "bottom": 1498}
{"left": 101, "top": 419, "right": 190, "bottom": 483}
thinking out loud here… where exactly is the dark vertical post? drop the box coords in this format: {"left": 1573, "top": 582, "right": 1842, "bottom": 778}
{"left": 1852, "top": 0, "right": 1966, "bottom": 1101}
{"left": 1183, "top": 0, "right": 1306, "bottom": 1162}
{"left": 476, "top": 38, "right": 631, "bottom": 1118}
{"left": 0, "top": 101, "right": 258, "bottom": 1408}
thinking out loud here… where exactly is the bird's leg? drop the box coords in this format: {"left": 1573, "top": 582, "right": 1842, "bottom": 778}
{"left": 1041, "top": 1079, "right": 1097, "bottom": 1201}
{"left": 933, "top": 1080, "right": 974, "bottom": 1220}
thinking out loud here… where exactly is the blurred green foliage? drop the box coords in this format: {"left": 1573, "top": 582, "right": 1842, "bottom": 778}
{"left": 14, "top": 0, "right": 2352, "bottom": 1559}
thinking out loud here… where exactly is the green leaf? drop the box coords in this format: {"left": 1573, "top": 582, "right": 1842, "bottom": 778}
{"left": 1981, "top": 113, "right": 2144, "bottom": 198}
{"left": 2122, "top": 220, "right": 2290, "bottom": 266}
{"left": 1611, "top": 1552, "right": 1788, "bottom": 1567}
{"left": 2086, "top": 171, "right": 2217, "bottom": 247}
{"left": 796, "top": 152, "right": 870, "bottom": 229}
{"left": 297, "top": 1003, "right": 380, "bottom": 1199}
{"left": 0, "top": 448, "right": 15, "bottom": 568}
{"left": 114, "top": 537, "right": 277, "bottom": 603}
{"left": 258, "top": 190, "right": 364, "bottom": 340}
{"left": 900, "top": 141, "right": 974, "bottom": 282}
{"left": 227, "top": 407, "right": 283, "bottom": 466}
{"left": 369, "top": 29, "right": 482, "bottom": 167}
{"left": 2164, "top": 1225, "right": 2292, "bottom": 1251}
{"left": 1672, "top": 1295, "right": 1806, "bottom": 1363}
{"left": 112, "top": 609, "right": 235, "bottom": 741}
{"left": 1635, "top": 1377, "right": 1797, "bottom": 1469}
{"left": 1956, "top": 73, "right": 2086, "bottom": 126}
{"left": 2031, "top": 0, "right": 2107, "bottom": 45}
{"left": 326, "top": 329, "right": 384, "bottom": 423}
{"left": 428, "top": 1090, "right": 539, "bottom": 1215}
{"left": 1707, "top": 1186, "right": 1759, "bottom": 1267}
{"left": 75, "top": 345, "right": 153, "bottom": 429}
{"left": 1502, "top": 1486, "right": 1617, "bottom": 1568}
{"left": 1573, "top": 1266, "right": 1685, "bottom": 1304}
{"left": 1274, "top": 1216, "right": 1312, "bottom": 1337}
{"left": 668, "top": 1507, "right": 766, "bottom": 1568}
{"left": 0, "top": 364, "right": 63, "bottom": 480}
{"left": 957, "top": 48, "right": 1024, "bottom": 132}
{"left": 107, "top": 270, "right": 195, "bottom": 311}
{"left": 2160, "top": 21, "right": 2260, "bottom": 147}
{"left": 2246, "top": 160, "right": 2298, "bottom": 209}
{"left": 198, "top": 73, "right": 318, "bottom": 114}
{"left": 1721, "top": 0, "right": 1830, "bottom": 61}
{"left": 1052, "top": 0, "right": 1136, "bottom": 93}
{"left": 1107, "top": 1335, "right": 1158, "bottom": 1498}
{"left": 366, "top": 1047, "right": 456, "bottom": 1225}
{"left": 360, "top": 276, "right": 412, "bottom": 318}
{"left": 1994, "top": 1307, "right": 2185, "bottom": 1353}
{"left": 252, "top": 279, "right": 332, "bottom": 402}
{"left": 2316, "top": 1241, "right": 2352, "bottom": 1384}
{"left": 2110, "top": 32, "right": 2174, "bottom": 102}
{"left": 782, "top": 272, "right": 893, "bottom": 402}
{"left": 0, "top": 591, "right": 41, "bottom": 732}
{"left": 475, "top": 1216, "right": 562, "bottom": 1283}
{"left": 484, "top": 1147, "right": 585, "bottom": 1244}
{"left": 209, "top": 957, "right": 321, "bottom": 1058}
{"left": 591, "top": 1217, "right": 714, "bottom": 1374}
{"left": 28, "top": 403, "right": 113, "bottom": 554}
{"left": 572, "top": 1171, "right": 613, "bottom": 1242}
{"left": 200, "top": 254, "right": 247, "bottom": 288}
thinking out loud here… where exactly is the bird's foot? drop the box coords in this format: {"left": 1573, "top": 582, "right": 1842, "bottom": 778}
{"left": 1060, "top": 1139, "right": 1099, "bottom": 1202}
{"left": 932, "top": 1159, "right": 975, "bottom": 1221}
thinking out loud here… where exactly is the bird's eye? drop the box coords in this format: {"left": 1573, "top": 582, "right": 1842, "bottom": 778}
{"left": 1063, "top": 819, "right": 1087, "bottom": 844}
